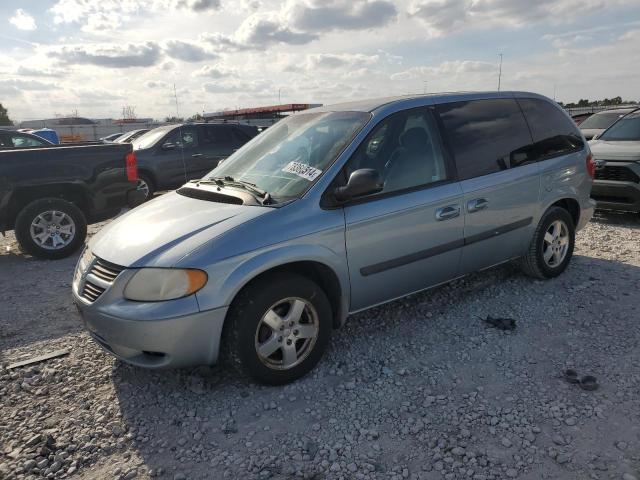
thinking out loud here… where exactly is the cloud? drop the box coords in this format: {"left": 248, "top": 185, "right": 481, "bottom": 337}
{"left": 202, "top": 0, "right": 397, "bottom": 51}
{"left": 193, "top": 64, "right": 237, "bottom": 78}
{"left": 175, "top": 0, "right": 221, "bottom": 11}
{"left": 9, "top": 9, "right": 37, "bottom": 31}
{"left": 391, "top": 60, "right": 495, "bottom": 80}
{"left": 15, "top": 66, "right": 67, "bottom": 78}
{"left": 409, "top": 0, "right": 639, "bottom": 34}
{"left": 146, "top": 81, "right": 170, "bottom": 89}
{"left": 164, "top": 40, "right": 219, "bottom": 62}
{"left": 0, "top": 79, "right": 56, "bottom": 91}
{"left": 287, "top": 0, "right": 398, "bottom": 32}
{"left": 306, "top": 53, "right": 380, "bottom": 69}
{"left": 50, "top": 42, "right": 162, "bottom": 68}
{"left": 203, "top": 79, "right": 272, "bottom": 94}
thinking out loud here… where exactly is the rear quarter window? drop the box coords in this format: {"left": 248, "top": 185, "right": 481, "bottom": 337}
{"left": 436, "top": 99, "right": 535, "bottom": 180}
{"left": 517, "top": 98, "right": 584, "bottom": 160}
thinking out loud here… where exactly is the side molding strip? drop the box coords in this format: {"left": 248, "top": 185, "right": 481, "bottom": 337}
{"left": 359, "top": 217, "right": 533, "bottom": 277}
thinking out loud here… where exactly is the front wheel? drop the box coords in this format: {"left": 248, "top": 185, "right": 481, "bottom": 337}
{"left": 223, "top": 273, "right": 332, "bottom": 385}
{"left": 520, "top": 206, "right": 575, "bottom": 279}
{"left": 14, "top": 198, "right": 87, "bottom": 260}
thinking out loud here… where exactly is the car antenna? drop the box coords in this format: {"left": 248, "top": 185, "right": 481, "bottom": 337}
{"left": 173, "top": 81, "right": 188, "bottom": 184}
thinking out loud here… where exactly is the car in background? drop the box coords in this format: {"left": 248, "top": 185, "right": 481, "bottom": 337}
{"left": 115, "top": 129, "right": 150, "bottom": 144}
{"left": 131, "top": 123, "right": 258, "bottom": 200}
{"left": 73, "top": 92, "right": 595, "bottom": 384}
{"left": 0, "top": 129, "right": 54, "bottom": 148}
{"left": 101, "top": 133, "right": 125, "bottom": 143}
{"left": 590, "top": 111, "right": 640, "bottom": 212}
{"left": 571, "top": 113, "right": 593, "bottom": 126}
{"left": 579, "top": 107, "right": 639, "bottom": 140}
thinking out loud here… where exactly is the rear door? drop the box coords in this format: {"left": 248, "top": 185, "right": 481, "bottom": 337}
{"left": 342, "top": 107, "right": 465, "bottom": 311}
{"left": 435, "top": 98, "right": 541, "bottom": 273}
{"left": 199, "top": 125, "right": 237, "bottom": 172}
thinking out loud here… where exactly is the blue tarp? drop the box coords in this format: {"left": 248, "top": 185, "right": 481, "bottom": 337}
{"left": 32, "top": 128, "right": 59, "bottom": 144}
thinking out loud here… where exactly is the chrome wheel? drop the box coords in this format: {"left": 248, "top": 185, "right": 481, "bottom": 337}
{"left": 136, "top": 178, "right": 150, "bottom": 199}
{"left": 254, "top": 297, "right": 319, "bottom": 371}
{"left": 542, "top": 219, "right": 569, "bottom": 267}
{"left": 29, "top": 210, "right": 76, "bottom": 250}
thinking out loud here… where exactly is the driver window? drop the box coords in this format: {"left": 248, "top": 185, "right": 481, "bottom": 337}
{"left": 12, "top": 135, "right": 44, "bottom": 147}
{"left": 345, "top": 108, "right": 448, "bottom": 195}
{"left": 165, "top": 128, "right": 198, "bottom": 149}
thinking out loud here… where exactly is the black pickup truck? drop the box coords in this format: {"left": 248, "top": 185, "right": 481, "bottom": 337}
{"left": 0, "top": 142, "right": 142, "bottom": 259}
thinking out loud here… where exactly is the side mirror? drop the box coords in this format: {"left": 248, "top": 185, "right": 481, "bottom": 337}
{"left": 334, "top": 168, "right": 383, "bottom": 202}
{"left": 162, "top": 142, "right": 176, "bottom": 151}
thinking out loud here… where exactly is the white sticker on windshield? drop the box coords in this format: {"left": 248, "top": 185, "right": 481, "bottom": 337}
{"left": 282, "top": 161, "right": 322, "bottom": 181}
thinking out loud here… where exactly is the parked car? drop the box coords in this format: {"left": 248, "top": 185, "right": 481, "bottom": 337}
{"left": 590, "top": 110, "right": 640, "bottom": 212}
{"left": 0, "top": 142, "right": 143, "bottom": 259}
{"left": 571, "top": 113, "right": 593, "bottom": 126}
{"left": 130, "top": 123, "right": 258, "bottom": 200}
{"left": 0, "top": 129, "right": 54, "bottom": 148}
{"left": 579, "top": 107, "right": 638, "bottom": 140}
{"left": 114, "top": 129, "right": 149, "bottom": 144}
{"left": 101, "top": 133, "right": 125, "bottom": 143}
{"left": 73, "top": 92, "right": 595, "bottom": 384}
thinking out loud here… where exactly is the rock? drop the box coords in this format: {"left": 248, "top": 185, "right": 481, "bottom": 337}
{"left": 501, "top": 437, "right": 513, "bottom": 448}
{"left": 622, "top": 474, "right": 638, "bottom": 480}
{"left": 23, "top": 460, "right": 37, "bottom": 471}
{"left": 565, "top": 417, "right": 577, "bottom": 426}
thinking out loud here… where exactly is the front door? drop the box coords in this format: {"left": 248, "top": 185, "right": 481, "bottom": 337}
{"left": 435, "top": 98, "right": 541, "bottom": 273}
{"left": 157, "top": 126, "right": 200, "bottom": 187}
{"left": 342, "top": 107, "right": 465, "bottom": 311}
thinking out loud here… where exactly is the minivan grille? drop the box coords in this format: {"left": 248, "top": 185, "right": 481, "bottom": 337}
{"left": 595, "top": 165, "right": 639, "bottom": 183}
{"left": 82, "top": 281, "right": 106, "bottom": 302}
{"left": 90, "top": 258, "right": 125, "bottom": 282}
{"left": 80, "top": 256, "right": 125, "bottom": 304}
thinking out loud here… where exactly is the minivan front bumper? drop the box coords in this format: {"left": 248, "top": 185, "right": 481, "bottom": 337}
{"left": 75, "top": 299, "right": 228, "bottom": 368}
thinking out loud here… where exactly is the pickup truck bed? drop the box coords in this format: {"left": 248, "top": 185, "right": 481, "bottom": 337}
{"left": 0, "top": 142, "right": 142, "bottom": 259}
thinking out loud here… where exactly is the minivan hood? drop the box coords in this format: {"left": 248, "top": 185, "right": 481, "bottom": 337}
{"left": 89, "top": 191, "right": 270, "bottom": 267}
{"left": 589, "top": 140, "right": 640, "bottom": 161}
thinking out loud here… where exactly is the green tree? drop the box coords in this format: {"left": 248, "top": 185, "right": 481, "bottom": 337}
{"left": 0, "top": 103, "right": 13, "bottom": 126}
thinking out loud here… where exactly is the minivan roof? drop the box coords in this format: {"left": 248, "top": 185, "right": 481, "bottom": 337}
{"left": 308, "top": 91, "right": 553, "bottom": 114}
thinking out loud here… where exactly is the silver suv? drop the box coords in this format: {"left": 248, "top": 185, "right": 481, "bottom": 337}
{"left": 73, "top": 92, "right": 596, "bottom": 384}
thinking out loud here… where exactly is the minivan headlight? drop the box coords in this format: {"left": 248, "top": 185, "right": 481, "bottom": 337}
{"left": 123, "top": 268, "right": 208, "bottom": 302}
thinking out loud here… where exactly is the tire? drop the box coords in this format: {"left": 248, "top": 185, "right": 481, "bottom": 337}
{"left": 136, "top": 173, "right": 155, "bottom": 201}
{"left": 14, "top": 198, "right": 87, "bottom": 260}
{"left": 520, "top": 206, "right": 575, "bottom": 279}
{"left": 222, "top": 273, "right": 333, "bottom": 385}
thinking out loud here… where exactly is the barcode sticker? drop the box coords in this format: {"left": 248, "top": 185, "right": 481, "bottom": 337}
{"left": 282, "top": 161, "right": 322, "bottom": 181}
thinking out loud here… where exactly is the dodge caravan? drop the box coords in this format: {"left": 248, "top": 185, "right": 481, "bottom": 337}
{"left": 73, "top": 92, "right": 595, "bottom": 384}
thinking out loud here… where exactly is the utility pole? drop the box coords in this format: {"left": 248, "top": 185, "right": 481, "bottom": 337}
{"left": 173, "top": 83, "right": 180, "bottom": 119}
{"left": 423, "top": 80, "right": 428, "bottom": 94}
{"left": 278, "top": 88, "right": 282, "bottom": 105}
{"left": 498, "top": 53, "right": 503, "bottom": 91}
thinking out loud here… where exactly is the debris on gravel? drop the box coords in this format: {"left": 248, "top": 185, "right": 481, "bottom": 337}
{"left": 1, "top": 212, "right": 639, "bottom": 479}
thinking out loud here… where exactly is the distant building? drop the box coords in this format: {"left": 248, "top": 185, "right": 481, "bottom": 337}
{"left": 19, "top": 117, "right": 160, "bottom": 142}
{"left": 204, "top": 103, "right": 322, "bottom": 128}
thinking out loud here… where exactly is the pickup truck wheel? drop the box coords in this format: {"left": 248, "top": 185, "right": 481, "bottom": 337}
{"left": 136, "top": 174, "right": 154, "bottom": 201}
{"left": 520, "top": 206, "right": 575, "bottom": 279}
{"left": 14, "top": 198, "right": 87, "bottom": 260}
{"left": 223, "top": 273, "right": 332, "bottom": 385}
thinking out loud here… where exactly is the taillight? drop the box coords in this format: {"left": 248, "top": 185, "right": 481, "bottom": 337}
{"left": 586, "top": 152, "right": 595, "bottom": 180}
{"left": 126, "top": 152, "right": 138, "bottom": 182}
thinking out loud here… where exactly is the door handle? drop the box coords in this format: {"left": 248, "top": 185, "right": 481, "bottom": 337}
{"left": 467, "top": 198, "right": 489, "bottom": 213}
{"left": 192, "top": 153, "right": 203, "bottom": 158}
{"left": 435, "top": 205, "right": 461, "bottom": 221}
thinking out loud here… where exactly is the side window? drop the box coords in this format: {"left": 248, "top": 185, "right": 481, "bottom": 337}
{"left": 517, "top": 98, "right": 584, "bottom": 160}
{"left": 201, "top": 125, "right": 232, "bottom": 146}
{"left": 344, "top": 108, "right": 449, "bottom": 196}
{"left": 165, "top": 127, "right": 198, "bottom": 149}
{"left": 436, "top": 99, "right": 535, "bottom": 180}
{"left": 11, "top": 134, "right": 45, "bottom": 148}
{"left": 231, "top": 127, "right": 251, "bottom": 144}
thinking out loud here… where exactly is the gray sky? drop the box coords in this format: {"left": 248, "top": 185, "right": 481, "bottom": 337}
{"left": 1, "top": 0, "right": 640, "bottom": 121}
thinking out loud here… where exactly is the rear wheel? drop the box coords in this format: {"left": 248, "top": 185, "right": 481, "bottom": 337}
{"left": 520, "top": 206, "right": 575, "bottom": 279}
{"left": 223, "top": 273, "right": 332, "bottom": 385}
{"left": 136, "top": 173, "right": 155, "bottom": 201}
{"left": 14, "top": 198, "right": 87, "bottom": 260}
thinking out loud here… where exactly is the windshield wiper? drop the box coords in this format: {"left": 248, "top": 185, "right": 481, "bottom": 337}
{"left": 199, "top": 176, "right": 273, "bottom": 205}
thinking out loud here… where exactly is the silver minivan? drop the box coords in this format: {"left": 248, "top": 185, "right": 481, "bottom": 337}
{"left": 73, "top": 92, "right": 596, "bottom": 384}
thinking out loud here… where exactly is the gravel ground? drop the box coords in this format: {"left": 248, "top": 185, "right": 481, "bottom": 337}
{"left": 1, "top": 211, "right": 639, "bottom": 480}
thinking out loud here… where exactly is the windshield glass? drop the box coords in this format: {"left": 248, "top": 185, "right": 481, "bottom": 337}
{"left": 580, "top": 112, "right": 627, "bottom": 129}
{"left": 132, "top": 127, "right": 173, "bottom": 150}
{"left": 599, "top": 113, "right": 640, "bottom": 141}
{"left": 205, "top": 111, "right": 370, "bottom": 201}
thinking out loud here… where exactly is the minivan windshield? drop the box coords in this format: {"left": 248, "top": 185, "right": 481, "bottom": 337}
{"left": 204, "top": 111, "right": 370, "bottom": 201}
{"left": 579, "top": 112, "right": 627, "bottom": 129}
{"left": 599, "top": 113, "right": 640, "bottom": 141}
{"left": 132, "top": 126, "right": 173, "bottom": 150}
